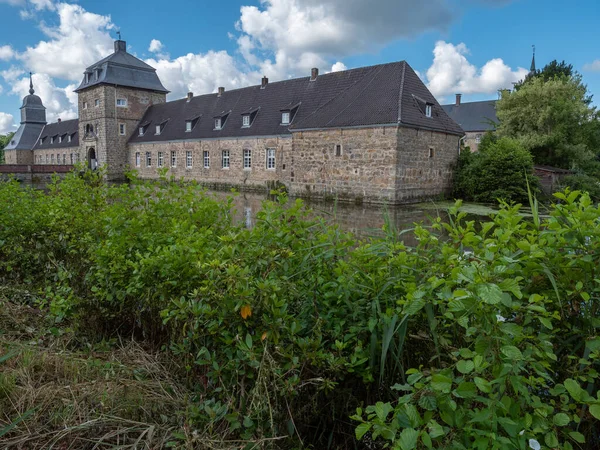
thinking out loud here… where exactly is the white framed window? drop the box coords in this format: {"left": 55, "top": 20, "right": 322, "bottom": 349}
{"left": 139, "top": 127, "right": 145, "bottom": 136}
{"left": 45, "top": 154, "right": 49, "bottom": 164}
{"left": 203, "top": 151, "right": 210, "bottom": 168}
{"left": 186, "top": 121, "right": 192, "bottom": 132}
{"left": 50, "top": 137, "right": 54, "bottom": 144}
{"left": 425, "top": 104, "right": 432, "bottom": 118}
{"left": 119, "top": 123, "right": 126, "bottom": 135}
{"left": 95, "top": 99, "right": 100, "bottom": 107}
{"left": 51, "top": 154, "right": 54, "bottom": 163}
{"left": 281, "top": 112, "right": 290, "bottom": 125}
{"left": 266, "top": 148, "right": 276, "bottom": 170}
{"left": 68, "top": 135, "right": 71, "bottom": 143}
{"left": 171, "top": 151, "right": 176, "bottom": 168}
{"left": 146, "top": 152, "right": 151, "bottom": 167}
{"left": 83, "top": 101, "right": 88, "bottom": 110}
{"left": 155, "top": 125, "right": 161, "bottom": 135}
{"left": 222, "top": 150, "right": 230, "bottom": 169}
{"left": 85, "top": 73, "right": 90, "bottom": 84}
{"left": 186, "top": 151, "right": 193, "bottom": 168}
{"left": 116, "top": 98, "right": 128, "bottom": 107}
{"left": 58, "top": 136, "right": 62, "bottom": 143}
{"left": 158, "top": 152, "right": 164, "bottom": 167}
{"left": 214, "top": 118, "right": 222, "bottom": 130}
{"left": 429, "top": 147, "right": 434, "bottom": 158}
{"left": 475, "top": 135, "right": 482, "bottom": 144}
{"left": 94, "top": 70, "right": 99, "bottom": 81}
{"left": 242, "top": 115, "right": 250, "bottom": 127}
{"left": 335, "top": 144, "right": 342, "bottom": 156}
{"left": 243, "top": 149, "right": 252, "bottom": 169}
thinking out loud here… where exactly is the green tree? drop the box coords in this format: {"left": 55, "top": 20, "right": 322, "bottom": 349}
{"left": 497, "top": 76, "right": 599, "bottom": 169}
{"left": 514, "top": 60, "right": 574, "bottom": 89}
{"left": 454, "top": 137, "right": 536, "bottom": 203}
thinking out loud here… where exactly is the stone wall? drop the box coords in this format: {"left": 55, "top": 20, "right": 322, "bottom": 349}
{"left": 77, "top": 85, "right": 166, "bottom": 180}
{"left": 395, "top": 127, "right": 460, "bottom": 203}
{"left": 464, "top": 131, "right": 484, "bottom": 153}
{"left": 287, "top": 127, "right": 399, "bottom": 203}
{"left": 129, "top": 136, "right": 291, "bottom": 192}
{"left": 33, "top": 148, "right": 80, "bottom": 165}
{"left": 4, "top": 149, "right": 33, "bottom": 165}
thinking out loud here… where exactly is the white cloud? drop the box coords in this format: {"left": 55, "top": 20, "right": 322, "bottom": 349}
{"left": 583, "top": 60, "right": 600, "bottom": 72}
{"left": 148, "top": 39, "right": 163, "bottom": 53}
{"left": 330, "top": 62, "right": 347, "bottom": 73}
{"left": 0, "top": 112, "right": 16, "bottom": 134}
{"left": 8, "top": 73, "right": 77, "bottom": 123}
{"left": 18, "top": 2, "right": 114, "bottom": 81}
{"left": 426, "top": 41, "right": 528, "bottom": 97}
{"left": 0, "top": 45, "right": 14, "bottom": 61}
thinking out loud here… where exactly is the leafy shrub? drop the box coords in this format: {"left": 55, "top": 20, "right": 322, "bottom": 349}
{"left": 454, "top": 137, "right": 537, "bottom": 203}
{"left": 1, "top": 173, "right": 599, "bottom": 448}
{"left": 559, "top": 173, "right": 600, "bottom": 202}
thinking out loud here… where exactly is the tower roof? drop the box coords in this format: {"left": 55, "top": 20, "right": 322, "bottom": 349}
{"left": 530, "top": 45, "right": 536, "bottom": 73}
{"left": 74, "top": 39, "right": 169, "bottom": 93}
{"left": 21, "top": 72, "right": 45, "bottom": 109}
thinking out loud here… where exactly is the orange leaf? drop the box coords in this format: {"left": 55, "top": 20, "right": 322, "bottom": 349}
{"left": 261, "top": 331, "right": 267, "bottom": 341}
{"left": 240, "top": 305, "right": 252, "bottom": 320}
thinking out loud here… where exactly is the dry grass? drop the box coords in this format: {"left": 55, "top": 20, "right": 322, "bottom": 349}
{"left": 0, "top": 291, "right": 189, "bottom": 449}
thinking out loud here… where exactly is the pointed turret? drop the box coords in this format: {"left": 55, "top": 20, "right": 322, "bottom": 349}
{"left": 530, "top": 45, "right": 536, "bottom": 74}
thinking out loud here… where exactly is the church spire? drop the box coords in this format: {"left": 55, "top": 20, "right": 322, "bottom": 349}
{"left": 29, "top": 72, "right": 35, "bottom": 95}
{"left": 530, "top": 45, "right": 536, "bottom": 73}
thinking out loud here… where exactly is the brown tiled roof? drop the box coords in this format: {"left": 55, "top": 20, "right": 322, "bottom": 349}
{"left": 129, "top": 61, "right": 464, "bottom": 145}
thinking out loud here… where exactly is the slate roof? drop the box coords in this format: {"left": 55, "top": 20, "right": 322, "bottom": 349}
{"left": 129, "top": 61, "right": 464, "bottom": 145}
{"left": 75, "top": 41, "right": 169, "bottom": 94}
{"left": 441, "top": 100, "right": 498, "bottom": 132}
{"left": 4, "top": 122, "right": 45, "bottom": 151}
{"left": 33, "top": 119, "right": 79, "bottom": 150}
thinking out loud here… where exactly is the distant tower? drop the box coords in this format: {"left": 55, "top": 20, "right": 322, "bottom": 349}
{"left": 530, "top": 45, "right": 536, "bottom": 74}
{"left": 74, "top": 38, "right": 169, "bottom": 180}
{"left": 4, "top": 73, "right": 47, "bottom": 164}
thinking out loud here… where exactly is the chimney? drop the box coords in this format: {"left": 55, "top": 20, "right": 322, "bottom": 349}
{"left": 311, "top": 68, "right": 319, "bottom": 81}
{"left": 455, "top": 93, "right": 462, "bottom": 106}
{"left": 261, "top": 76, "right": 268, "bottom": 89}
{"left": 114, "top": 40, "right": 127, "bottom": 53}
{"left": 186, "top": 92, "right": 193, "bottom": 102}
{"left": 217, "top": 87, "right": 225, "bottom": 97}
{"left": 57, "top": 118, "right": 61, "bottom": 123}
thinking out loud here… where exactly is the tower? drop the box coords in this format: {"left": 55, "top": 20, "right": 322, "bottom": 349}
{"left": 74, "top": 38, "right": 169, "bottom": 180}
{"left": 530, "top": 45, "right": 536, "bottom": 74}
{"left": 4, "top": 73, "right": 47, "bottom": 164}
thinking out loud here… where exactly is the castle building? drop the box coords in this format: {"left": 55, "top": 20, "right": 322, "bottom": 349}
{"left": 442, "top": 94, "right": 498, "bottom": 152}
{"left": 4, "top": 39, "right": 464, "bottom": 204}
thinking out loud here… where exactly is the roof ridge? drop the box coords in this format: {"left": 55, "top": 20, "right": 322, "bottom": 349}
{"left": 319, "top": 65, "right": 388, "bottom": 128}
{"left": 397, "top": 61, "right": 406, "bottom": 123}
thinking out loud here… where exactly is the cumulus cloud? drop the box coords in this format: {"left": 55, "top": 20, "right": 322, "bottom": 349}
{"left": 0, "top": 112, "right": 16, "bottom": 134}
{"left": 148, "top": 39, "right": 163, "bottom": 53}
{"left": 0, "top": 45, "right": 14, "bottom": 60}
{"left": 426, "top": 41, "right": 528, "bottom": 97}
{"left": 18, "top": 2, "right": 114, "bottom": 81}
{"left": 330, "top": 62, "right": 347, "bottom": 73}
{"left": 583, "top": 60, "right": 600, "bottom": 72}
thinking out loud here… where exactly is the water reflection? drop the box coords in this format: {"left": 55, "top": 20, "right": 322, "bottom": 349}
{"left": 206, "top": 190, "right": 453, "bottom": 240}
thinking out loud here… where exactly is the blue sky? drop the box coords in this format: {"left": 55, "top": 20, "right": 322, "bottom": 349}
{"left": 0, "top": 0, "right": 598, "bottom": 133}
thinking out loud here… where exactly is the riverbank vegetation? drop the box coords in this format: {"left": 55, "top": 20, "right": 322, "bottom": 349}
{"left": 1, "top": 172, "right": 599, "bottom": 449}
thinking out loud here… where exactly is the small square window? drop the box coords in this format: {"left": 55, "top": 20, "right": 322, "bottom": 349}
{"left": 116, "top": 98, "right": 128, "bottom": 107}
{"left": 214, "top": 118, "right": 222, "bottom": 130}
{"left": 335, "top": 144, "right": 342, "bottom": 157}
{"left": 83, "top": 101, "right": 88, "bottom": 110}
{"left": 119, "top": 123, "right": 126, "bottom": 135}
{"left": 425, "top": 104, "right": 433, "bottom": 118}
{"left": 186, "top": 121, "right": 192, "bottom": 132}
{"left": 242, "top": 115, "right": 250, "bottom": 127}
{"left": 95, "top": 99, "right": 100, "bottom": 107}
{"left": 429, "top": 147, "right": 434, "bottom": 158}
{"left": 281, "top": 112, "right": 290, "bottom": 125}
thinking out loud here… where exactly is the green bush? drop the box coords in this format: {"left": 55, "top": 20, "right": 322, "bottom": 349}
{"left": 559, "top": 173, "right": 600, "bottom": 202}
{"left": 454, "top": 137, "right": 537, "bottom": 203}
{"left": 1, "top": 173, "right": 599, "bottom": 448}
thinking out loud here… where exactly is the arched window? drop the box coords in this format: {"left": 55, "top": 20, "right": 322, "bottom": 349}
{"left": 85, "top": 124, "right": 94, "bottom": 135}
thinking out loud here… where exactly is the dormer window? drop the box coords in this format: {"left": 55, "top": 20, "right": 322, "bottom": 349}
{"left": 242, "top": 115, "right": 250, "bottom": 127}
{"left": 85, "top": 72, "right": 90, "bottom": 84}
{"left": 425, "top": 103, "right": 433, "bottom": 118}
{"left": 50, "top": 137, "right": 54, "bottom": 144}
{"left": 213, "top": 111, "right": 230, "bottom": 131}
{"left": 279, "top": 103, "right": 300, "bottom": 126}
{"left": 94, "top": 69, "right": 99, "bottom": 81}
{"left": 67, "top": 135, "right": 72, "bottom": 143}
{"left": 155, "top": 120, "right": 168, "bottom": 136}
{"left": 58, "top": 136, "right": 62, "bottom": 143}
{"left": 139, "top": 127, "right": 145, "bottom": 136}
{"left": 281, "top": 112, "right": 290, "bottom": 125}
{"left": 155, "top": 125, "right": 161, "bottom": 135}
{"left": 186, "top": 121, "right": 192, "bottom": 132}
{"left": 214, "top": 118, "right": 222, "bottom": 130}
